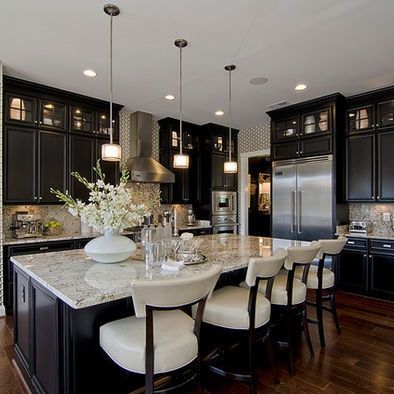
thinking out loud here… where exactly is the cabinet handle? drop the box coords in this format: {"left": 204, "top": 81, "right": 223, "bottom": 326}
{"left": 371, "top": 196, "right": 375, "bottom": 200}
{"left": 34, "top": 120, "right": 38, "bottom": 124}
{"left": 21, "top": 285, "right": 26, "bottom": 303}
{"left": 383, "top": 244, "right": 392, "bottom": 248}
{"left": 39, "top": 121, "right": 42, "bottom": 125}
{"left": 369, "top": 255, "right": 372, "bottom": 258}
{"left": 347, "top": 241, "right": 355, "bottom": 245}
{"left": 39, "top": 196, "right": 42, "bottom": 201}
{"left": 39, "top": 246, "right": 49, "bottom": 251}
{"left": 299, "top": 151, "right": 303, "bottom": 154}
{"left": 296, "top": 151, "right": 299, "bottom": 154}
{"left": 377, "top": 196, "right": 380, "bottom": 200}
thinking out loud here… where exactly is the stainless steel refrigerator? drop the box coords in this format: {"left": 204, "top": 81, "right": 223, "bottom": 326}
{"left": 272, "top": 155, "right": 345, "bottom": 241}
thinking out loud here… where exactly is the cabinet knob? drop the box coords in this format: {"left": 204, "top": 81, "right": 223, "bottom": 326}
{"left": 39, "top": 121, "right": 42, "bottom": 125}
{"left": 377, "top": 196, "right": 380, "bottom": 200}
{"left": 372, "top": 196, "right": 375, "bottom": 200}
{"left": 34, "top": 120, "right": 38, "bottom": 124}
{"left": 296, "top": 151, "right": 299, "bottom": 154}
{"left": 299, "top": 151, "right": 303, "bottom": 154}
{"left": 39, "top": 197, "right": 42, "bottom": 200}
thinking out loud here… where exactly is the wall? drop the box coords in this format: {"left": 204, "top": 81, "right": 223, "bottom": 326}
{"left": 237, "top": 123, "right": 271, "bottom": 225}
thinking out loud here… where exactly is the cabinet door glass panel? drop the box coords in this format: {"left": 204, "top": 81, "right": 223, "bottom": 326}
{"left": 171, "top": 130, "right": 193, "bottom": 150}
{"left": 40, "top": 100, "right": 66, "bottom": 130}
{"left": 213, "top": 136, "right": 224, "bottom": 152}
{"left": 275, "top": 117, "right": 298, "bottom": 140}
{"left": 302, "top": 109, "right": 331, "bottom": 135}
{"left": 7, "top": 94, "right": 35, "bottom": 124}
{"left": 347, "top": 106, "right": 374, "bottom": 132}
{"left": 378, "top": 100, "right": 394, "bottom": 128}
{"left": 72, "top": 107, "right": 94, "bottom": 133}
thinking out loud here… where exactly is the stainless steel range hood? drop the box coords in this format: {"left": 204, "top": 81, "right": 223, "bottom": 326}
{"left": 126, "top": 112, "right": 175, "bottom": 183}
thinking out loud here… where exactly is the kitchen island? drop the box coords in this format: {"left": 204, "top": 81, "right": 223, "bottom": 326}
{"left": 11, "top": 234, "right": 308, "bottom": 394}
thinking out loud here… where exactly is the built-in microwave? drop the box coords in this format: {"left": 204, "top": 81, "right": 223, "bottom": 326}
{"left": 212, "top": 191, "right": 237, "bottom": 216}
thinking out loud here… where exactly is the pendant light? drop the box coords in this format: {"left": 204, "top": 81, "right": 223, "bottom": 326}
{"left": 224, "top": 65, "right": 238, "bottom": 173}
{"left": 173, "top": 39, "right": 189, "bottom": 169}
{"left": 101, "top": 4, "right": 122, "bottom": 162}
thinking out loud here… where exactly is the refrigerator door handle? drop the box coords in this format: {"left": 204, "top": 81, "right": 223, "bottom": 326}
{"left": 297, "top": 190, "right": 302, "bottom": 234}
{"left": 290, "top": 190, "right": 296, "bottom": 233}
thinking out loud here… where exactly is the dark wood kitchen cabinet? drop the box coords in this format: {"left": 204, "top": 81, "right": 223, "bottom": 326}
{"left": 345, "top": 86, "right": 394, "bottom": 202}
{"left": 158, "top": 118, "right": 197, "bottom": 204}
{"left": 4, "top": 126, "right": 67, "bottom": 204}
{"left": 211, "top": 153, "right": 237, "bottom": 190}
{"left": 337, "top": 237, "right": 394, "bottom": 301}
{"left": 268, "top": 93, "right": 344, "bottom": 161}
{"left": 3, "top": 76, "right": 123, "bottom": 204}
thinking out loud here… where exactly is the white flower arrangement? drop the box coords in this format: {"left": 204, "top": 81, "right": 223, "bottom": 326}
{"left": 51, "top": 161, "right": 160, "bottom": 233}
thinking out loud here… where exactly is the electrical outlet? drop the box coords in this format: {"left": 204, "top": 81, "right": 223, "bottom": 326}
{"left": 383, "top": 212, "right": 391, "bottom": 222}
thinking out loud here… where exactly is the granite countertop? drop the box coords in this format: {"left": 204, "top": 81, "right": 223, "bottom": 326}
{"left": 342, "top": 232, "right": 394, "bottom": 241}
{"left": 3, "top": 231, "right": 139, "bottom": 246}
{"left": 11, "top": 234, "right": 309, "bottom": 310}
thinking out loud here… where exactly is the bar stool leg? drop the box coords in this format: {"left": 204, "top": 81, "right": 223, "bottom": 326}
{"left": 302, "top": 303, "right": 314, "bottom": 357}
{"left": 316, "top": 289, "right": 326, "bottom": 347}
{"left": 266, "top": 335, "right": 279, "bottom": 384}
{"left": 330, "top": 289, "right": 341, "bottom": 334}
{"left": 286, "top": 312, "right": 295, "bottom": 376}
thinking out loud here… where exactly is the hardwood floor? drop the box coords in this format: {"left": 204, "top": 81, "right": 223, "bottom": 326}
{"left": 0, "top": 291, "right": 393, "bottom": 393}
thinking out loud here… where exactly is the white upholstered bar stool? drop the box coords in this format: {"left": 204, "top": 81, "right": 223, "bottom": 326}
{"left": 100, "top": 265, "right": 222, "bottom": 394}
{"left": 241, "top": 241, "right": 321, "bottom": 376}
{"left": 200, "top": 248, "right": 288, "bottom": 393}
{"left": 295, "top": 236, "right": 347, "bottom": 347}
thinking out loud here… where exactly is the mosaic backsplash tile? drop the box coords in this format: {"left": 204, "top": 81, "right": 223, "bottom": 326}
{"left": 349, "top": 203, "right": 394, "bottom": 236}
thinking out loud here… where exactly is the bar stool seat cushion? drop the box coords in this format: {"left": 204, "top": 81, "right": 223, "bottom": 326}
{"left": 201, "top": 286, "right": 270, "bottom": 330}
{"left": 240, "top": 273, "right": 307, "bottom": 306}
{"left": 100, "top": 310, "right": 197, "bottom": 374}
{"left": 295, "top": 265, "right": 335, "bottom": 289}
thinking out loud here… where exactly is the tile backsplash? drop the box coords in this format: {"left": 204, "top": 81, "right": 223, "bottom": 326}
{"left": 349, "top": 203, "right": 394, "bottom": 236}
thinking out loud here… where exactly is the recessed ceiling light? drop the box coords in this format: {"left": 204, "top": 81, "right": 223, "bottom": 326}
{"left": 83, "top": 69, "right": 97, "bottom": 77}
{"left": 215, "top": 110, "right": 225, "bottom": 116}
{"left": 164, "top": 94, "right": 175, "bottom": 100}
{"left": 250, "top": 77, "right": 268, "bottom": 85}
{"left": 295, "top": 83, "right": 307, "bottom": 91}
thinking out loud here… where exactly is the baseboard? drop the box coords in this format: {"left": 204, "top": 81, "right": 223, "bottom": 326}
{"left": 0, "top": 304, "right": 5, "bottom": 317}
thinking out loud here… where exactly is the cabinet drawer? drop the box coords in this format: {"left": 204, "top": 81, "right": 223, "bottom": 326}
{"left": 370, "top": 239, "right": 394, "bottom": 253}
{"left": 344, "top": 238, "right": 368, "bottom": 250}
{"left": 9, "top": 241, "right": 75, "bottom": 256}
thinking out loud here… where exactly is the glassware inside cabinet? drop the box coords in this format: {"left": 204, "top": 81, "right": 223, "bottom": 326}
{"left": 303, "top": 109, "right": 330, "bottom": 135}
{"left": 72, "top": 107, "right": 93, "bottom": 132}
{"left": 378, "top": 100, "right": 394, "bottom": 128}
{"left": 41, "top": 101, "right": 66, "bottom": 129}
{"left": 275, "top": 117, "right": 298, "bottom": 140}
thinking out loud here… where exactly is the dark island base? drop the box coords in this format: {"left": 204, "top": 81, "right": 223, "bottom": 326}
{"left": 14, "top": 267, "right": 247, "bottom": 394}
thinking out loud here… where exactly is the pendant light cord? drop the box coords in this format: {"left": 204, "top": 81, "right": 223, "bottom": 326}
{"left": 179, "top": 45, "right": 183, "bottom": 155}
{"left": 228, "top": 68, "right": 232, "bottom": 162}
{"left": 109, "top": 13, "right": 114, "bottom": 144}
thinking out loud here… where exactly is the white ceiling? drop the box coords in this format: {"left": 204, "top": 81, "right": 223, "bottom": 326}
{"left": 1, "top": 0, "right": 394, "bottom": 129}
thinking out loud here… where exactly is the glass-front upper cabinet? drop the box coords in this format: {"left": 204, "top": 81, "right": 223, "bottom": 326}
{"left": 273, "top": 117, "right": 298, "bottom": 141}
{"left": 170, "top": 129, "right": 193, "bottom": 150}
{"left": 97, "top": 111, "right": 119, "bottom": 140}
{"left": 301, "top": 108, "right": 331, "bottom": 136}
{"left": 346, "top": 106, "right": 374, "bottom": 133}
{"left": 377, "top": 100, "right": 394, "bottom": 129}
{"left": 71, "top": 106, "right": 94, "bottom": 134}
{"left": 39, "top": 100, "right": 67, "bottom": 131}
{"left": 6, "top": 94, "right": 36, "bottom": 125}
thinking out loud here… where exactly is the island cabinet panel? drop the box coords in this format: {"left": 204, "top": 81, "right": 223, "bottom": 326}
{"left": 31, "top": 280, "right": 59, "bottom": 394}
{"left": 14, "top": 267, "right": 30, "bottom": 370}
{"left": 4, "top": 126, "right": 37, "bottom": 203}
{"left": 337, "top": 249, "right": 368, "bottom": 294}
{"left": 39, "top": 130, "right": 68, "bottom": 203}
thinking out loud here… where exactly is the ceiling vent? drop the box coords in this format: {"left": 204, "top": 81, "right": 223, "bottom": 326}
{"left": 267, "top": 100, "right": 289, "bottom": 110}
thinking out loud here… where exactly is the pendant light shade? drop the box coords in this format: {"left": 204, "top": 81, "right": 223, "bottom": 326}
{"left": 102, "top": 4, "right": 121, "bottom": 162}
{"left": 224, "top": 64, "right": 238, "bottom": 174}
{"left": 173, "top": 39, "right": 189, "bottom": 169}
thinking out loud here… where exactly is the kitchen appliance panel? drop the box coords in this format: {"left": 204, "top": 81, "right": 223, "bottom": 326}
{"left": 212, "top": 191, "right": 237, "bottom": 216}
{"left": 296, "top": 158, "right": 333, "bottom": 240}
{"left": 272, "top": 163, "right": 297, "bottom": 239}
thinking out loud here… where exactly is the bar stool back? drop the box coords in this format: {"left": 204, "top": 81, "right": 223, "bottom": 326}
{"left": 100, "top": 265, "right": 222, "bottom": 394}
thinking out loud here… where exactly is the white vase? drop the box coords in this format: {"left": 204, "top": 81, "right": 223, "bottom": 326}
{"left": 84, "top": 229, "right": 137, "bottom": 263}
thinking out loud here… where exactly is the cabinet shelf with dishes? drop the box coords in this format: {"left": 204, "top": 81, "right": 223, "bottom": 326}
{"left": 3, "top": 76, "right": 123, "bottom": 204}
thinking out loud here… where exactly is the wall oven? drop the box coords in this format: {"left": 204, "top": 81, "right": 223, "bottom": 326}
{"left": 212, "top": 214, "right": 238, "bottom": 234}
{"left": 212, "top": 191, "right": 237, "bottom": 216}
